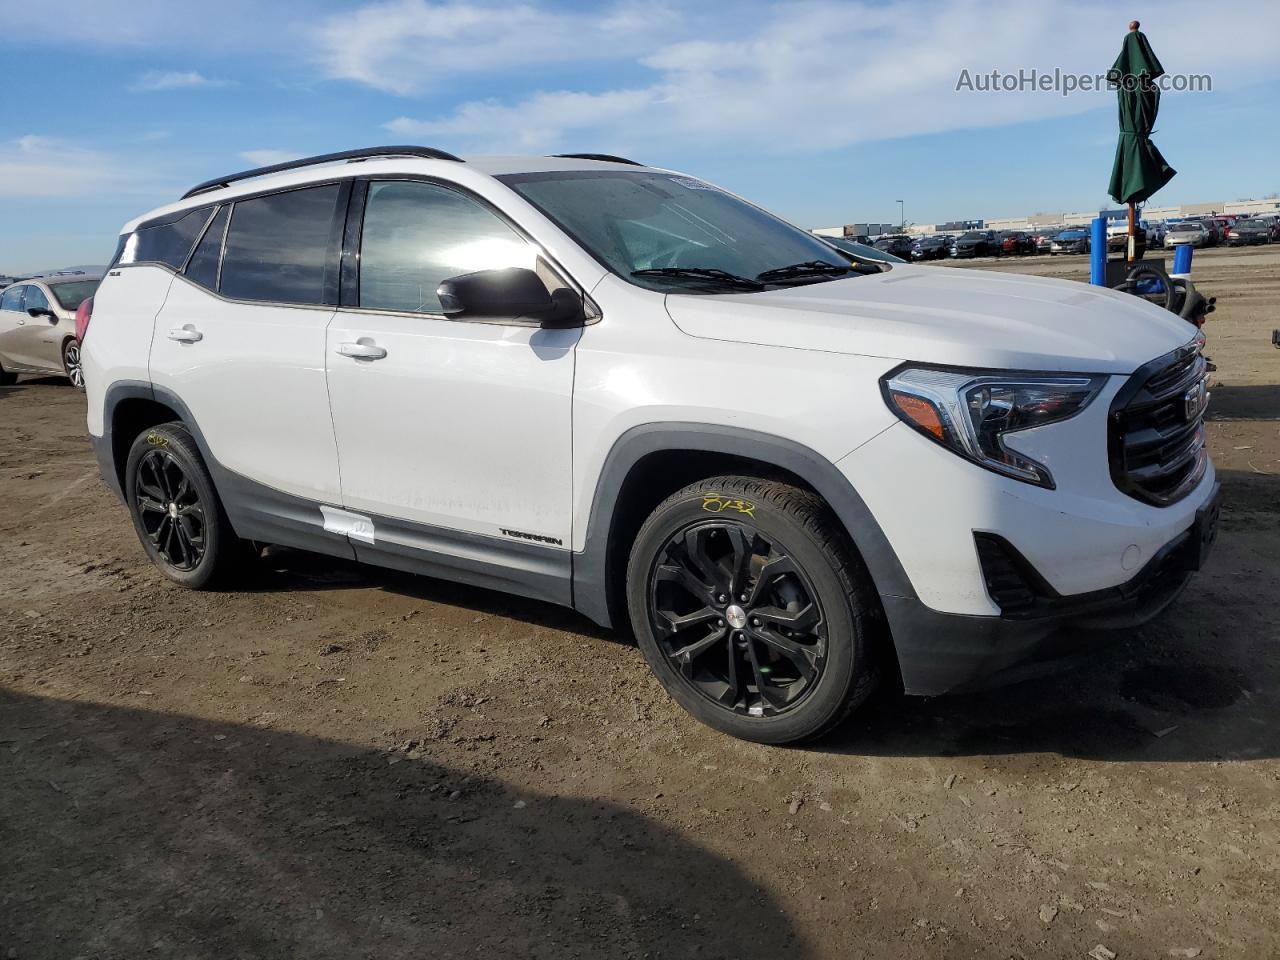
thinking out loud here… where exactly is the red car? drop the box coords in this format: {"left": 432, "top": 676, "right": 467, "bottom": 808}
{"left": 998, "top": 231, "right": 1036, "bottom": 256}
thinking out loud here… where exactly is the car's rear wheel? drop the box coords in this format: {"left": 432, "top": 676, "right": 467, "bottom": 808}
{"left": 124, "top": 422, "right": 244, "bottom": 589}
{"left": 0, "top": 360, "right": 15, "bottom": 386}
{"left": 627, "top": 476, "right": 880, "bottom": 744}
{"left": 62, "top": 338, "right": 84, "bottom": 390}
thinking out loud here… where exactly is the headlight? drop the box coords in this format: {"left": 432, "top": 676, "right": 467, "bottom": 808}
{"left": 881, "top": 365, "right": 1107, "bottom": 488}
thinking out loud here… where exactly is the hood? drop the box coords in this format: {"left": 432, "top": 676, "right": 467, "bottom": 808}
{"left": 665, "top": 265, "right": 1194, "bottom": 373}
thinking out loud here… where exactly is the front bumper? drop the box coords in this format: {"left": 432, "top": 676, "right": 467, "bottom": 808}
{"left": 885, "top": 481, "right": 1221, "bottom": 695}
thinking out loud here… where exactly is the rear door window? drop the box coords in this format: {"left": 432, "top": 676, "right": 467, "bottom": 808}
{"left": 1, "top": 286, "right": 25, "bottom": 312}
{"left": 220, "top": 184, "right": 342, "bottom": 305}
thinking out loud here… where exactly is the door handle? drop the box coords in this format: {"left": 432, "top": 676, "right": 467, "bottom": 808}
{"left": 337, "top": 340, "right": 387, "bottom": 361}
{"left": 168, "top": 325, "right": 203, "bottom": 343}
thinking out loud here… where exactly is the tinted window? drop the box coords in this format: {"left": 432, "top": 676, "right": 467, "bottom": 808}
{"left": 25, "top": 286, "right": 50, "bottom": 311}
{"left": 185, "top": 205, "right": 228, "bottom": 292}
{"left": 0, "top": 285, "right": 24, "bottom": 312}
{"left": 221, "top": 185, "right": 340, "bottom": 305}
{"left": 48, "top": 279, "right": 98, "bottom": 310}
{"left": 359, "top": 180, "right": 536, "bottom": 314}
{"left": 131, "top": 206, "right": 213, "bottom": 268}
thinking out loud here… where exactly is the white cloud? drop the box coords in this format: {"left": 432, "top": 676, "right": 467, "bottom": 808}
{"left": 371, "top": 0, "right": 1280, "bottom": 154}
{"left": 240, "top": 150, "right": 301, "bottom": 166}
{"left": 0, "top": 136, "right": 149, "bottom": 198}
{"left": 130, "top": 70, "right": 227, "bottom": 92}
{"left": 311, "top": 0, "right": 681, "bottom": 95}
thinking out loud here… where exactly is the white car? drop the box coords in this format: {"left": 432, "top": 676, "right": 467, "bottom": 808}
{"left": 0, "top": 272, "right": 100, "bottom": 388}
{"left": 82, "top": 147, "right": 1220, "bottom": 744}
{"left": 1165, "top": 222, "right": 1209, "bottom": 248}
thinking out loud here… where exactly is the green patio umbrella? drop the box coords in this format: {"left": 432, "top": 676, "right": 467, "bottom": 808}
{"left": 1107, "top": 22, "right": 1176, "bottom": 257}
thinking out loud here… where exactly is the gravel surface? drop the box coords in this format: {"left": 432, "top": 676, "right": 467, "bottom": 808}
{"left": 2, "top": 245, "right": 1277, "bottom": 958}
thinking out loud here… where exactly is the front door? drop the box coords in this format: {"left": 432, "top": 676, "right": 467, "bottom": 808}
{"left": 325, "top": 179, "right": 580, "bottom": 595}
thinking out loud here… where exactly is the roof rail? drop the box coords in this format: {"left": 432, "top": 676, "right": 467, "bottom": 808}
{"left": 551, "top": 153, "right": 642, "bottom": 166}
{"left": 180, "top": 145, "right": 465, "bottom": 200}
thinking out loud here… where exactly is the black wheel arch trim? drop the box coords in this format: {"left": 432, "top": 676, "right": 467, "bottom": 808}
{"left": 571, "top": 423, "right": 918, "bottom": 629}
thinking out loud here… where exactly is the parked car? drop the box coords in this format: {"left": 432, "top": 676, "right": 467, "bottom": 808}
{"left": 0, "top": 272, "right": 101, "bottom": 388}
{"left": 1031, "top": 230, "right": 1061, "bottom": 253}
{"left": 819, "top": 234, "right": 904, "bottom": 264}
{"left": 1225, "top": 218, "right": 1271, "bottom": 246}
{"left": 1049, "top": 230, "right": 1091, "bottom": 255}
{"left": 871, "top": 234, "right": 914, "bottom": 259}
{"left": 1107, "top": 222, "right": 1160, "bottom": 252}
{"left": 1164, "top": 221, "right": 1209, "bottom": 248}
{"left": 83, "top": 146, "right": 1219, "bottom": 745}
{"left": 1255, "top": 215, "right": 1280, "bottom": 241}
{"left": 950, "top": 230, "right": 1001, "bottom": 258}
{"left": 1188, "top": 218, "right": 1222, "bottom": 246}
{"left": 998, "top": 231, "right": 1036, "bottom": 256}
{"left": 910, "top": 235, "right": 952, "bottom": 261}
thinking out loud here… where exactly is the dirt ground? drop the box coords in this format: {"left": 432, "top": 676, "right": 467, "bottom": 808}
{"left": 2, "top": 246, "right": 1277, "bottom": 959}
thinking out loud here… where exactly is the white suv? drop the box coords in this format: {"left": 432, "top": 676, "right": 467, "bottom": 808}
{"left": 82, "top": 146, "right": 1220, "bottom": 744}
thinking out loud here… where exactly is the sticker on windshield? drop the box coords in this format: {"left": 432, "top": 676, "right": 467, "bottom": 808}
{"left": 668, "top": 176, "right": 718, "bottom": 191}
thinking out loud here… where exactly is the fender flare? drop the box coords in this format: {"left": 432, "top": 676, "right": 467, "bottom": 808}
{"left": 571, "top": 422, "right": 917, "bottom": 628}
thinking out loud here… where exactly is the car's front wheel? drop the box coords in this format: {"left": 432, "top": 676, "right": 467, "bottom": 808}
{"left": 124, "top": 422, "right": 244, "bottom": 589}
{"left": 0, "top": 359, "right": 15, "bottom": 386}
{"left": 62, "top": 338, "right": 84, "bottom": 390}
{"left": 627, "top": 476, "right": 880, "bottom": 744}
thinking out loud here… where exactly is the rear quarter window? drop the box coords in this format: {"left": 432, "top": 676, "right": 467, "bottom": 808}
{"left": 128, "top": 206, "right": 215, "bottom": 269}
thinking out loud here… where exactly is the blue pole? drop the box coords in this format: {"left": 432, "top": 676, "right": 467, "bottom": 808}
{"left": 1090, "top": 216, "right": 1107, "bottom": 286}
{"left": 1172, "top": 243, "right": 1193, "bottom": 276}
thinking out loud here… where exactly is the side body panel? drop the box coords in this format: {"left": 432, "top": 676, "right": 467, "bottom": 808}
{"left": 149, "top": 277, "right": 342, "bottom": 505}
{"left": 84, "top": 266, "right": 176, "bottom": 436}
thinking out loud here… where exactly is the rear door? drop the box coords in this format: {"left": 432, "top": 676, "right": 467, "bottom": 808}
{"left": 150, "top": 182, "right": 348, "bottom": 515}
{"left": 0, "top": 285, "right": 29, "bottom": 369}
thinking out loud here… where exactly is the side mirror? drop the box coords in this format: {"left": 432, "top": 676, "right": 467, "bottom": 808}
{"left": 436, "top": 268, "right": 585, "bottom": 328}
{"left": 27, "top": 307, "right": 57, "bottom": 323}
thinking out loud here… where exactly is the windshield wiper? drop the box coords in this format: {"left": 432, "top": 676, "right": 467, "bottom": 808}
{"left": 755, "top": 261, "right": 854, "bottom": 283}
{"left": 631, "top": 267, "right": 765, "bottom": 291}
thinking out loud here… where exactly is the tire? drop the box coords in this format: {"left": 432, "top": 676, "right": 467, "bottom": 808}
{"left": 626, "top": 475, "right": 880, "bottom": 745}
{"left": 62, "top": 338, "right": 84, "bottom": 391}
{"left": 0, "top": 360, "right": 15, "bottom": 386}
{"left": 123, "top": 421, "right": 244, "bottom": 589}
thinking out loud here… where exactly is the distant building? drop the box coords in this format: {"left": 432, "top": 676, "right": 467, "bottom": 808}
{"left": 814, "top": 197, "right": 1280, "bottom": 241}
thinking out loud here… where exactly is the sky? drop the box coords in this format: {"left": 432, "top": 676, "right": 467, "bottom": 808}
{"left": 1, "top": 0, "right": 1277, "bottom": 271}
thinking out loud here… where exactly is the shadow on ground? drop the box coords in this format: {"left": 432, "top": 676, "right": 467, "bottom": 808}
{"left": 0, "top": 688, "right": 811, "bottom": 960}
{"left": 234, "top": 542, "right": 1279, "bottom": 767}
{"left": 1207, "top": 382, "right": 1280, "bottom": 422}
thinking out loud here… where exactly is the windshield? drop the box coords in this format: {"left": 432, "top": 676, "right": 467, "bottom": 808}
{"left": 959, "top": 232, "right": 985, "bottom": 240}
{"left": 1171, "top": 223, "right": 1198, "bottom": 231}
{"left": 499, "top": 170, "right": 851, "bottom": 293}
{"left": 1238, "top": 219, "right": 1265, "bottom": 228}
{"left": 822, "top": 235, "right": 903, "bottom": 263}
{"left": 48, "top": 279, "right": 99, "bottom": 310}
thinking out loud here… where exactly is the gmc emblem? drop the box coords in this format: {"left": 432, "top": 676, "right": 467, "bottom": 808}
{"left": 1183, "top": 377, "right": 1209, "bottom": 422}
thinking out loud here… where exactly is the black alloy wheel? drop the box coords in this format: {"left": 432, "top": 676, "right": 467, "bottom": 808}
{"left": 627, "top": 476, "right": 879, "bottom": 744}
{"left": 134, "top": 447, "right": 207, "bottom": 571}
{"left": 648, "top": 520, "right": 828, "bottom": 718}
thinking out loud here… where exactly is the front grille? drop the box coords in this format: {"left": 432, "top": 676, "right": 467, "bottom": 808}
{"left": 1109, "top": 341, "right": 1209, "bottom": 506}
